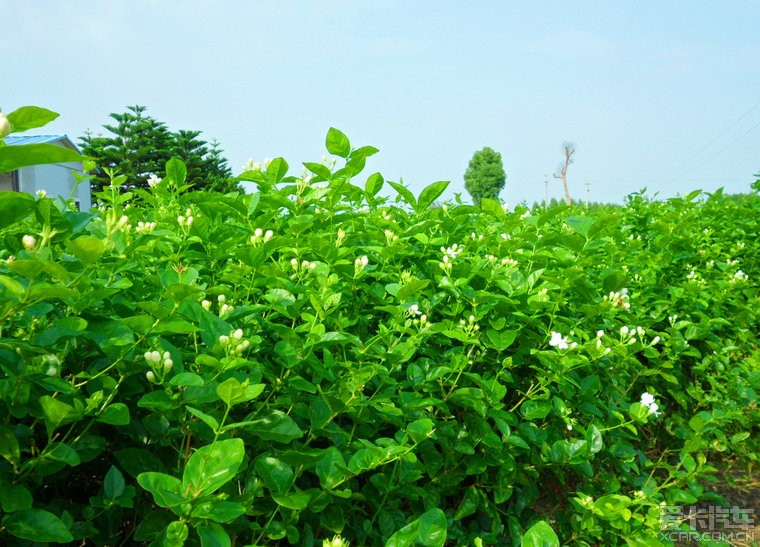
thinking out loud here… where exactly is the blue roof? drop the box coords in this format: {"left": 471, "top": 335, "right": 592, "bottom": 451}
{"left": 4, "top": 134, "right": 81, "bottom": 152}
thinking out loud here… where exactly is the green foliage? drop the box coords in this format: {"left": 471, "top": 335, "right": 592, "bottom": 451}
{"left": 0, "top": 106, "right": 85, "bottom": 172}
{"left": 464, "top": 146, "right": 506, "bottom": 205}
{"left": 0, "top": 106, "right": 758, "bottom": 545}
{"left": 79, "top": 105, "right": 236, "bottom": 195}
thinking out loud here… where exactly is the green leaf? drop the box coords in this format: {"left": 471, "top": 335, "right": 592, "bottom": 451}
{"left": 521, "top": 520, "right": 559, "bottom": 547}
{"left": 326, "top": 127, "right": 351, "bottom": 158}
{"left": 165, "top": 520, "right": 189, "bottom": 546}
{"left": 104, "top": 465, "right": 126, "bottom": 499}
{"left": 217, "top": 377, "right": 265, "bottom": 407}
{"left": 365, "top": 172, "right": 384, "bottom": 197}
{"left": 385, "top": 508, "right": 447, "bottom": 547}
{"left": 388, "top": 180, "right": 418, "bottom": 209}
{"left": 96, "top": 402, "right": 130, "bottom": 425}
{"left": 65, "top": 236, "right": 106, "bottom": 263}
{"left": 454, "top": 486, "right": 480, "bottom": 520}
{"left": 0, "top": 143, "right": 84, "bottom": 173}
{"left": 115, "top": 448, "right": 166, "bottom": 477}
{"left": 191, "top": 500, "right": 246, "bottom": 523}
{"left": 316, "top": 447, "right": 348, "bottom": 489}
{"left": 244, "top": 410, "right": 303, "bottom": 443}
{"left": 6, "top": 106, "right": 59, "bottom": 132}
{"left": 0, "top": 425, "right": 20, "bottom": 466}
{"left": 2, "top": 509, "right": 74, "bottom": 543}
{"left": 196, "top": 521, "right": 231, "bottom": 547}
{"left": 566, "top": 216, "right": 595, "bottom": 238}
{"left": 137, "top": 472, "right": 186, "bottom": 508}
{"left": 486, "top": 329, "right": 518, "bottom": 351}
{"left": 520, "top": 400, "right": 552, "bottom": 420}
{"left": 39, "top": 395, "right": 79, "bottom": 432}
{"left": 166, "top": 157, "right": 187, "bottom": 186}
{"left": 0, "top": 275, "right": 25, "bottom": 298}
{"left": 267, "top": 157, "right": 289, "bottom": 184}
{"left": 396, "top": 279, "right": 430, "bottom": 302}
{"left": 0, "top": 191, "right": 36, "bottom": 230}
{"left": 182, "top": 438, "right": 245, "bottom": 498}
{"left": 271, "top": 490, "right": 311, "bottom": 510}
{"left": 406, "top": 419, "right": 435, "bottom": 443}
{"left": 417, "top": 180, "right": 449, "bottom": 211}
{"left": 45, "top": 442, "right": 81, "bottom": 467}
{"left": 186, "top": 406, "right": 220, "bottom": 433}
{"left": 0, "top": 484, "right": 33, "bottom": 513}
{"left": 254, "top": 456, "right": 295, "bottom": 494}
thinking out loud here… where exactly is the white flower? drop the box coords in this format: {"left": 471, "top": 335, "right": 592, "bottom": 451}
{"left": 549, "top": 331, "right": 569, "bottom": 350}
{"left": 22, "top": 235, "right": 36, "bottom": 251}
{"left": 35, "top": 189, "right": 47, "bottom": 198}
{"left": 640, "top": 392, "right": 655, "bottom": 406}
{"left": 147, "top": 174, "right": 162, "bottom": 187}
{"left": 408, "top": 304, "right": 421, "bottom": 316}
{"left": 620, "top": 326, "right": 629, "bottom": 337}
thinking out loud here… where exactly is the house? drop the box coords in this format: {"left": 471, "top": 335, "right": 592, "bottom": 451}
{"left": 0, "top": 135, "right": 91, "bottom": 210}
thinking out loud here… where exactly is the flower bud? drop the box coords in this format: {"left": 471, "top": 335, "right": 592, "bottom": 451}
{"left": 217, "top": 294, "right": 226, "bottom": 303}
{"left": 146, "top": 371, "right": 156, "bottom": 382}
{"left": 254, "top": 228, "right": 263, "bottom": 238}
{"left": 219, "top": 335, "right": 229, "bottom": 346}
{"left": 22, "top": 235, "right": 36, "bottom": 251}
{"left": 163, "top": 359, "right": 173, "bottom": 371}
{"left": 0, "top": 113, "right": 11, "bottom": 138}
{"left": 201, "top": 299, "right": 211, "bottom": 310}
{"left": 233, "top": 328, "right": 244, "bottom": 340}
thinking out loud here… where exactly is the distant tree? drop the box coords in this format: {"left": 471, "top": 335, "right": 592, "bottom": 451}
{"left": 80, "top": 105, "right": 236, "bottom": 194}
{"left": 553, "top": 142, "right": 575, "bottom": 205}
{"left": 464, "top": 147, "right": 507, "bottom": 205}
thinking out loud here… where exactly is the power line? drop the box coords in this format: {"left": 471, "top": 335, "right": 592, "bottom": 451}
{"left": 669, "top": 116, "right": 760, "bottom": 182}
{"left": 653, "top": 99, "right": 760, "bottom": 182}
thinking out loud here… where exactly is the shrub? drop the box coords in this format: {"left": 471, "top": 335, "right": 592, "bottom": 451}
{"left": 0, "top": 115, "right": 757, "bottom": 545}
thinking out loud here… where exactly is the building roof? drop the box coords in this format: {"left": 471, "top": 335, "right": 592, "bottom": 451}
{"left": 4, "top": 134, "right": 81, "bottom": 152}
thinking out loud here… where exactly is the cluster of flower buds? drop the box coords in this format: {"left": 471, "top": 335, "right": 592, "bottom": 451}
{"left": 202, "top": 294, "right": 235, "bottom": 317}
{"left": 177, "top": 208, "right": 195, "bottom": 229}
{"left": 459, "top": 314, "right": 480, "bottom": 336}
{"left": 354, "top": 255, "right": 369, "bottom": 275}
{"left": 336, "top": 228, "right": 346, "bottom": 247}
{"left": 604, "top": 288, "right": 631, "bottom": 309}
{"left": 136, "top": 221, "right": 157, "bottom": 234}
{"left": 384, "top": 229, "right": 398, "bottom": 245}
{"left": 35, "top": 189, "right": 47, "bottom": 198}
{"left": 144, "top": 350, "right": 174, "bottom": 383}
{"left": 438, "top": 244, "right": 463, "bottom": 275}
{"left": 219, "top": 328, "right": 250, "bottom": 356}
{"left": 291, "top": 258, "right": 318, "bottom": 275}
{"left": 485, "top": 254, "right": 518, "bottom": 269}
{"left": 243, "top": 159, "right": 262, "bottom": 172}
{"left": 619, "top": 325, "right": 660, "bottom": 347}
{"left": 470, "top": 232, "right": 485, "bottom": 241}
{"left": 250, "top": 228, "right": 274, "bottom": 246}
{"left": 729, "top": 270, "right": 749, "bottom": 283}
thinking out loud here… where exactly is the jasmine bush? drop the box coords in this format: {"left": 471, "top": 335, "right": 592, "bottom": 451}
{"left": 0, "top": 108, "right": 757, "bottom": 546}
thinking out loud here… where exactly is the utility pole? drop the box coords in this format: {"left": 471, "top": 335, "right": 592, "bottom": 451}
{"left": 585, "top": 182, "right": 590, "bottom": 206}
{"left": 544, "top": 174, "right": 548, "bottom": 209}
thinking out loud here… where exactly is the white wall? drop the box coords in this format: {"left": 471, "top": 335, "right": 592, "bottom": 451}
{"left": 18, "top": 159, "right": 90, "bottom": 210}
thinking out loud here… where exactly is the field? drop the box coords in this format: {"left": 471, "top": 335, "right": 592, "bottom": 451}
{"left": 0, "top": 123, "right": 758, "bottom": 546}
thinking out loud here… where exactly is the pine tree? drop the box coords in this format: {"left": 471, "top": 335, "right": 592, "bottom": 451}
{"left": 80, "top": 106, "right": 237, "bottom": 194}
{"left": 464, "top": 147, "right": 507, "bottom": 206}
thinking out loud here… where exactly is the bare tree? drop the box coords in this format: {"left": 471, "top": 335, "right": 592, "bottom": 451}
{"left": 553, "top": 142, "right": 575, "bottom": 205}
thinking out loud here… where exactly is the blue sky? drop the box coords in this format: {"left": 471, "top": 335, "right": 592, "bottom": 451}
{"left": 3, "top": 1, "right": 759, "bottom": 205}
